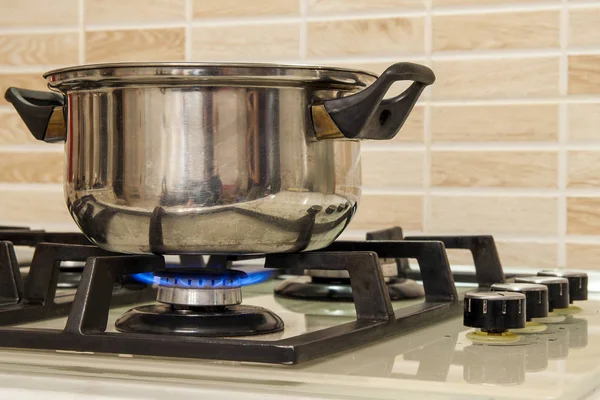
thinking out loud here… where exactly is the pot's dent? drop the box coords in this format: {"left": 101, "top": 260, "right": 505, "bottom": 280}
{"left": 64, "top": 85, "right": 362, "bottom": 254}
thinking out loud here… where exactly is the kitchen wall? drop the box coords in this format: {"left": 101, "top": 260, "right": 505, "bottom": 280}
{"left": 1, "top": 0, "right": 599, "bottom": 269}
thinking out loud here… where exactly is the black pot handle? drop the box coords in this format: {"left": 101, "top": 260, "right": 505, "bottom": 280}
{"left": 4, "top": 87, "right": 67, "bottom": 142}
{"left": 311, "top": 62, "right": 435, "bottom": 140}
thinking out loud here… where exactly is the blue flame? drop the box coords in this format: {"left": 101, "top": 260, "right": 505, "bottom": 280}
{"left": 130, "top": 269, "right": 275, "bottom": 288}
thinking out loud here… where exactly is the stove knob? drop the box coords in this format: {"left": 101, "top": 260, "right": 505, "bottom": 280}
{"left": 515, "top": 276, "right": 569, "bottom": 311}
{"left": 491, "top": 283, "right": 548, "bottom": 320}
{"left": 464, "top": 292, "right": 526, "bottom": 333}
{"left": 538, "top": 271, "right": 588, "bottom": 302}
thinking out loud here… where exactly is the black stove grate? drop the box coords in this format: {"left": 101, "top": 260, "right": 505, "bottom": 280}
{"left": 0, "top": 228, "right": 156, "bottom": 325}
{"left": 0, "top": 237, "right": 505, "bottom": 364}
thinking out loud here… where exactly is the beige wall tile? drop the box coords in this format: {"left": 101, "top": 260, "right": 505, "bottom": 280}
{"left": 433, "top": 10, "right": 559, "bottom": 52}
{"left": 568, "top": 151, "right": 600, "bottom": 188}
{"left": 569, "top": 55, "right": 600, "bottom": 95}
{"left": 0, "top": 73, "right": 47, "bottom": 105}
{"left": 194, "top": 0, "right": 299, "bottom": 17}
{"left": 433, "top": 0, "right": 558, "bottom": 5}
{"left": 308, "top": 0, "right": 425, "bottom": 14}
{"left": 569, "top": 7, "right": 600, "bottom": 46}
{"left": 0, "top": 33, "right": 78, "bottom": 66}
{"left": 0, "top": 188, "right": 71, "bottom": 224}
{"left": 86, "top": 28, "right": 185, "bottom": 62}
{"left": 0, "top": 111, "right": 37, "bottom": 145}
{"left": 567, "top": 197, "right": 600, "bottom": 235}
{"left": 191, "top": 23, "right": 300, "bottom": 61}
{"left": 307, "top": 17, "right": 424, "bottom": 57}
{"left": 430, "top": 195, "right": 558, "bottom": 235}
{"left": 446, "top": 241, "right": 557, "bottom": 269}
{"left": 432, "top": 57, "right": 559, "bottom": 99}
{"left": 567, "top": 243, "right": 600, "bottom": 270}
{"left": 348, "top": 195, "right": 423, "bottom": 231}
{"left": 86, "top": 0, "right": 186, "bottom": 24}
{"left": 0, "top": 152, "right": 63, "bottom": 183}
{"left": 396, "top": 105, "right": 424, "bottom": 143}
{"left": 569, "top": 103, "right": 600, "bottom": 141}
{"left": 432, "top": 151, "right": 558, "bottom": 188}
{"left": 361, "top": 151, "right": 424, "bottom": 188}
{"left": 0, "top": 0, "right": 77, "bottom": 27}
{"left": 432, "top": 104, "right": 558, "bottom": 142}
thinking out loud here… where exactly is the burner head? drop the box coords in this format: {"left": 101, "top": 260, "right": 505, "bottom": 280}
{"left": 115, "top": 304, "right": 284, "bottom": 337}
{"left": 274, "top": 276, "right": 424, "bottom": 301}
{"left": 155, "top": 270, "right": 245, "bottom": 307}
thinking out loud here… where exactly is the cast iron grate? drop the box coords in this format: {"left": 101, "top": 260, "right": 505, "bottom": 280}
{"left": 0, "top": 227, "right": 156, "bottom": 325}
{"left": 0, "top": 235, "right": 505, "bottom": 364}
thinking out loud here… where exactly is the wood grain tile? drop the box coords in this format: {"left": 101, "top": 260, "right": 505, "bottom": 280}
{"left": 446, "top": 241, "right": 557, "bottom": 269}
{"left": 86, "top": 0, "right": 186, "bottom": 24}
{"left": 348, "top": 195, "right": 423, "bottom": 231}
{"left": 0, "top": 0, "right": 77, "bottom": 27}
{"left": 432, "top": 57, "right": 559, "bottom": 99}
{"left": 0, "top": 111, "right": 37, "bottom": 145}
{"left": 568, "top": 103, "right": 600, "bottom": 141}
{"left": 569, "top": 6, "right": 600, "bottom": 46}
{"left": 361, "top": 151, "right": 424, "bottom": 188}
{"left": 432, "top": 151, "right": 558, "bottom": 188}
{"left": 0, "top": 73, "right": 47, "bottom": 105}
{"left": 0, "top": 187, "right": 72, "bottom": 224}
{"left": 568, "top": 151, "right": 600, "bottom": 188}
{"left": 430, "top": 195, "right": 558, "bottom": 235}
{"left": 86, "top": 28, "right": 185, "bottom": 63}
{"left": 433, "top": 0, "right": 558, "bottom": 5}
{"left": 0, "top": 152, "right": 63, "bottom": 183}
{"left": 308, "top": 0, "right": 425, "bottom": 14}
{"left": 569, "top": 55, "right": 600, "bottom": 95}
{"left": 0, "top": 33, "right": 78, "bottom": 66}
{"left": 193, "top": 0, "right": 299, "bottom": 17}
{"left": 433, "top": 10, "right": 559, "bottom": 52}
{"left": 191, "top": 23, "right": 300, "bottom": 61}
{"left": 567, "top": 243, "right": 600, "bottom": 270}
{"left": 432, "top": 104, "right": 558, "bottom": 142}
{"left": 307, "top": 17, "right": 424, "bottom": 57}
{"left": 567, "top": 197, "right": 600, "bottom": 235}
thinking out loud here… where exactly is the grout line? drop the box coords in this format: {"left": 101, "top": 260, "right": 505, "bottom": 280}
{"left": 300, "top": 0, "right": 308, "bottom": 60}
{"left": 423, "top": 0, "right": 433, "bottom": 234}
{"left": 557, "top": 0, "right": 569, "bottom": 269}
{"left": 185, "top": 0, "right": 192, "bottom": 61}
{"left": 78, "top": 0, "right": 85, "bottom": 64}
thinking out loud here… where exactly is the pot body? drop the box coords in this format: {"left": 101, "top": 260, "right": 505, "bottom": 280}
{"left": 65, "top": 84, "right": 362, "bottom": 254}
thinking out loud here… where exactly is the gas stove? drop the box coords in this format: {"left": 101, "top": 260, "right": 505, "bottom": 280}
{"left": 1, "top": 225, "right": 599, "bottom": 399}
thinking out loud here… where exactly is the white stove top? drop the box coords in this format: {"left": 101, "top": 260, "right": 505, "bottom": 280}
{"left": 1, "top": 278, "right": 599, "bottom": 400}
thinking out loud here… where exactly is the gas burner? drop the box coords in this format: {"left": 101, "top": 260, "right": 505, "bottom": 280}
{"left": 275, "top": 227, "right": 425, "bottom": 301}
{"left": 275, "top": 276, "right": 425, "bottom": 301}
{"left": 115, "top": 304, "right": 284, "bottom": 337}
{"left": 118, "top": 268, "right": 283, "bottom": 336}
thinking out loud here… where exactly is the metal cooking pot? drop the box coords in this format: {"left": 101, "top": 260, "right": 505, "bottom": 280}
{"left": 5, "top": 62, "right": 434, "bottom": 255}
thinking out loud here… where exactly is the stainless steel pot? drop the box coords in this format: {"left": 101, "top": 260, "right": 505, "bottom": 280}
{"left": 5, "top": 62, "right": 434, "bottom": 255}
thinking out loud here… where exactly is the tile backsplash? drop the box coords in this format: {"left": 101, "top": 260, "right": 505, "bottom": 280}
{"left": 1, "top": 0, "right": 600, "bottom": 270}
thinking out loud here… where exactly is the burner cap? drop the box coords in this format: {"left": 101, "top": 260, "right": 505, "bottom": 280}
{"left": 115, "top": 304, "right": 284, "bottom": 337}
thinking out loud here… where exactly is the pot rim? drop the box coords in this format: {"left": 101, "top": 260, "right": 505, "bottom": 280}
{"left": 44, "top": 62, "right": 379, "bottom": 90}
